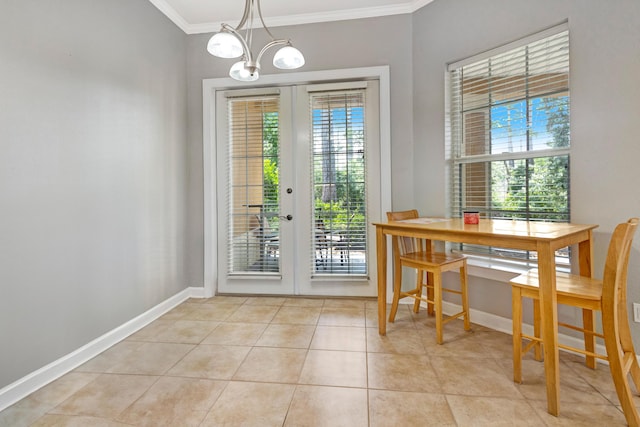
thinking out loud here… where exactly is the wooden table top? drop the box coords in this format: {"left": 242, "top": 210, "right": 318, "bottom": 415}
{"left": 373, "top": 218, "right": 598, "bottom": 244}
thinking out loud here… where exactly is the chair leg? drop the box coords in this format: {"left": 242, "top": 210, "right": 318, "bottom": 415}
{"left": 605, "top": 343, "right": 640, "bottom": 427}
{"left": 533, "top": 299, "right": 542, "bottom": 361}
{"left": 460, "top": 264, "right": 470, "bottom": 331}
{"left": 618, "top": 307, "right": 640, "bottom": 397}
{"left": 603, "top": 304, "right": 640, "bottom": 426}
{"left": 582, "top": 308, "right": 596, "bottom": 369}
{"left": 426, "top": 272, "right": 435, "bottom": 315}
{"left": 512, "top": 287, "right": 523, "bottom": 383}
{"left": 413, "top": 270, "right": 423, "bottom": 313}
{"left": 388, "top": 260, "right": 403, "bottom": 322}
{"left": 630, "top": 359, "right": 640, "bottom": 394}
{"left": 617, "top": 271, "right": 640, "bottom": 393}
{"left": 629, "top": 351, "right": 640, "bottom": 394}
{"left": 434, "top": 272, "right": 444, "bottom": 344}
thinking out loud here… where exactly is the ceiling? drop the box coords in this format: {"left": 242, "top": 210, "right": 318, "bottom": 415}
{"left": 149, "top": 0, "right": 434, "bottom": 34}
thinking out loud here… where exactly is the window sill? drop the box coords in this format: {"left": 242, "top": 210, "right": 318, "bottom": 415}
{"left": 463, "top": 255, "right": 533, "bottom": 282}
{"left": 453, "top": 254, "right": 571, "bottom": 283}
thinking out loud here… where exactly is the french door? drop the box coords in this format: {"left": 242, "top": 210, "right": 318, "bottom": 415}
{"left": 215, "top": 81, "right": 380, "bottom": 296}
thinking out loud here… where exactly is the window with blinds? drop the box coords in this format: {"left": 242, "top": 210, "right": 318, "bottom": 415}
{"left": 310, "top": 89, "right": 368, "bottom": 275}
{"left": 447, "top": 26, "right": 570, "bottom": 264}
{"left": 226, "top": 95, "right": 280, "bottom": 274}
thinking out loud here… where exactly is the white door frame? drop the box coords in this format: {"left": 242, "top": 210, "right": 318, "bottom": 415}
{"left": 203, "top": 66, "right": 392, "bottom": 298}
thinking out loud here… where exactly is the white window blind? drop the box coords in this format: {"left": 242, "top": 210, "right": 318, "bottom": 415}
{"left": 447, "top": 26, "right": 570, "bottom": 264}
{"left": 226, "top": 94, "right": 281, "bottom": 274}
{"left": 309, "top": 89, "right": 368, "bottom": 276}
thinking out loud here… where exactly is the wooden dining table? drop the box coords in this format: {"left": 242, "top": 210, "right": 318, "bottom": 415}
{"left": 373, "top": 217, "right": 598, "bottom": 416}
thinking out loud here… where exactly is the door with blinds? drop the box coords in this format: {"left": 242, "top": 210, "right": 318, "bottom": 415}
{"left": 215, "top": 82, "right": 379, "bottom": 296}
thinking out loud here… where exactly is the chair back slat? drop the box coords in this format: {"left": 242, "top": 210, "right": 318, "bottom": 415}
{"left": 602, "top": 218, "right": 638, "bottom": 308}
{"left": 602, "top": 218, "right": 639, "bottom": 354}
{"left": 387, "top": 210, "right": 423, "bottom": 255}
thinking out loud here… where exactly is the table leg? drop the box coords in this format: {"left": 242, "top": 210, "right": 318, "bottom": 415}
{"left": 377, "top": 227, "right": 387, "bottom": 335}
{"left": 579, "top": 231, "right": 596, "bottom": 368}
{"left": 425, "top": 239, "right": 435, "bottom": 314}
{"left": 578, "top": 231, "right": 594, "bottom": 277}
{"left": 537, "top": 242, "right": 560, "bottom": 416}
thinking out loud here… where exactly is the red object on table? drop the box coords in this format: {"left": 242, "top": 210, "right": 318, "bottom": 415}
{"left": 463, "top": 211, "right": 479, "bottom": 224}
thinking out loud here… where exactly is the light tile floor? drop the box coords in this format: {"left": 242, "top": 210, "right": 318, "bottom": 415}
{"left": 1, "top": 296, "right": 637, "bottom": 426}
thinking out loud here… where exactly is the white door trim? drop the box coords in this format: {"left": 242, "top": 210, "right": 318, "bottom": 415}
{"left": 203, "top": 66, "right": 392, "bottom": 297}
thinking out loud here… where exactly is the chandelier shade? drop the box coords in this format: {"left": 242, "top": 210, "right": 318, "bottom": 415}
{"left": 273, "top": 46, "right": 305, "bottom": 69}
{"left": 207, "top": 0, "right": 305, "bottom": 81}
{"left": 229, "top": 61, "right": 260, "bottom": 82}
{"left": 207, "top": 32, "right": 243, "bottom": 58}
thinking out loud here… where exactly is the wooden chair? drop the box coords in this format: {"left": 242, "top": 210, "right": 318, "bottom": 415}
{"left": 387, "top": 210, "right": 471, "bottom": 344}
{"left": 510, "top": 218, "right": 640, "bottom": 426}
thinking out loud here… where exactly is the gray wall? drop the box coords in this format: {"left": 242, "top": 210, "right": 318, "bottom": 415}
{"left": 0, "top": 0, "right": 188, "bottom": 388}
{"left": 185, "top": 15, "right": 414, "bottom": 288}
{"left": 413, "top": 0, "right": 640, "bottom": 339}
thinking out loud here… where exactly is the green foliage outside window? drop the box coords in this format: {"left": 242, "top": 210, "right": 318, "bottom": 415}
{"left": 261, "top": 109, "right": 367, "bottom": 233}
{"left": 489, "top": 96, "right": 570, "bottom": 221}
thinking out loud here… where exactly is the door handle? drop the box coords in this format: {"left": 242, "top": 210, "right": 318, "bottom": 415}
{"left": 279, "top": 214, "right": 293, "bottom": 221}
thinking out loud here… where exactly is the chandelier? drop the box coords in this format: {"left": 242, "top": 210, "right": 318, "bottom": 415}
{"left": 206, "top": 0, "right": 305, "bottom": 82}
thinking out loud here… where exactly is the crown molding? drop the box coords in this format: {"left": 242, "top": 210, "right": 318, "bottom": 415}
{"left": 148, "top": 0, "right": 191, "bottom": 33}
{"left": 412, "top": 0, "right": 437, "bottom": 12}
{"left": 148, "top": 0, "right": 435, "bottom": 35}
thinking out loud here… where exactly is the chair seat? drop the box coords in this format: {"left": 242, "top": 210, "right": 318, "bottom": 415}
{"left": 400, "top": 251, "right": 466, "bottom": 268}
{"left": 510, "top": 269, "right": 603, "bottom": 301}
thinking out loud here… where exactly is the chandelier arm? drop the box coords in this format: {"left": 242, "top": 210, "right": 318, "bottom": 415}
{"left": 221, "top": 23, "right": 254, "bottom": 62}
{"left": 255, "top": 39, "right": 289, "bottom": 65}
{"left": 256, "top": 0, "right": 276, "bottom": 40}
{"left": 234, "top": 0, "right": 252, "bottom": 32}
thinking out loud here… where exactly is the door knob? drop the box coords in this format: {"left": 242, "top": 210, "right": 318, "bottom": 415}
{"left": 279, "top": 214, "right": 293, "bottom": 221}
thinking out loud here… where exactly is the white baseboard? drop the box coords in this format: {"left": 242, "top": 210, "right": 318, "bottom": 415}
{"left": 188, "top": 286, "right": 207, "bottom": 299}
{"left": 0, "top": 287, "right": 201, "bottom": 412}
